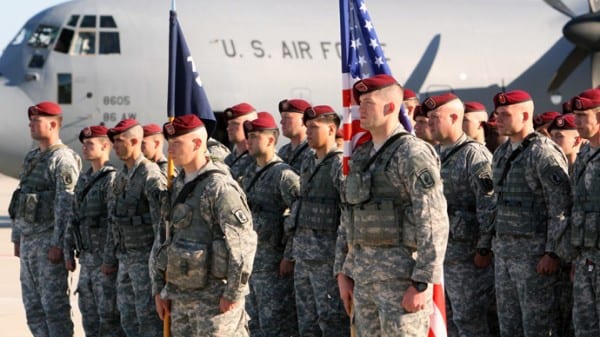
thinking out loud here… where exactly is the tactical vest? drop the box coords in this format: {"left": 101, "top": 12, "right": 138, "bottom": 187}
{"left": 297, "top": 151, "right": 341, "bottom": 232}
{"left": 244, "top": 160, "right": 287, "bottom": 248}
{"left": 112, "top": 159, "right": 155, "bottom": 252}
{"left": 76, "top": 167, "right": 114, "bottom": 253}
{"left": 571, "top": 147, "right": 600, "bottom": 248}
{"left": 494, "top": 143, "right": 546, "bottom": 236}
{"left": 345, "top": 135, "right": 416, "bottom": 248}
{"left": 13, "top": 145, "right": 66, "bottom": 234}
{"left": 166, "top": 171, "right": 228, "bottom": 291}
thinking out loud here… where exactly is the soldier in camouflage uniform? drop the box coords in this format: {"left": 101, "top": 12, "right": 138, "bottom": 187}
{"left": 335, "top": 75, "right": 449, "bottom": 337}
{"left": 103, "top": 119, "right": 166, "bottom": 337}
{"left": 142, "top": 124, "right": 169, "bottom": 175}
{"left": 64, "top": 125, "right": 125, "bottom": 337}
{"left": 224, "top": 102, "right": 257, "bottom": 180}
{"left": 565, "top": 89, "right": 600, "bottom": 337}
{"left": 242, "top": 112, "right": 300, "bottom": 337}
{"left": 424, "top": 93, "right": 496, "bottom": 337}
{"left": 277, "top": 99, "right": 314, "bottom": 173}
{"left": 288, "top": 105, "right": 349, "bottom": 336}
{"left": 491, "top": 90, "right": 571, "bottom": 337}
{"left": 9, "top": 102, "right": 81, "bottom": 337}
{"left": 152, "top": 115, "right": 257, "bottom": 336}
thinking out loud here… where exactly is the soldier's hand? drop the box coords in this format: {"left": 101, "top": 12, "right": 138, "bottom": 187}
{"left": 13, "top": 243, "right": 20, "bottom": 257}
{"left": 474, "top": 252, "right": 492, "bottom": 268}
{"left": 65, "top": 259, "right": 76, "bottom": 272}
{"left": 47, "top": 246, "right": 64, "bottom": 264}
{"left": 154, "top": 294, "right": 170, "bottom": 320}
{"left": 219, "top": 297, "right": 240, "bottom": 313}
{"left": 402, "top": 285, "right": 427, "bottom": 313}
{"left": 279, "top": 258, "right": 295, "bottom": 277}
{"left": 101, "top": 264, "right": 117, "bottom": 276}
{"left": 337, "top": 273, "right": 354, "bottom": 317}
{"left": 537, "top": 253, "right": 560, "bottom": 275}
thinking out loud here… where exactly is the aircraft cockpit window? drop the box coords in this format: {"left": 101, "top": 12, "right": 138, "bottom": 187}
{"left": 54, "top": 28, "right": 74, "bottom": 53}
{"left": 67, "top": 15, "right": 80, "bottom": 27}
{"left": 11, "top": 28, "right": 28, "bottom": 45}
{"left": 80, "top": 15, "right": 96, "bottom": 28}
{"left": 27, "top": 25, "right": 58, "bottom": 49}
{"left": 100, "top": 16, "right": 117, "bottom": 28}
{"left": 73, "top": 32, "right": 96, "bottom": 55}
{"left": 99, "top": 32, "right": 120, "bottom": 54}
{"left": 28, "top": 54, "right": 45, "bottom": 68}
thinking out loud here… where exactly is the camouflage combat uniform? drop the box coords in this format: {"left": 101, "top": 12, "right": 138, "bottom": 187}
{"left": 242, "top": 154, "right": 300, "bottom": 337}
{"left": 289, "top": 148, "right": 349, "bottom": 336}
{"left": 64, "top": 164, "right": 125, "bottom": 337}
{"left": 225, "top": 148, "right": 254, "bottom": 181}
{"left": 435, "top": 133, "right": 496, "bottom": 337}
{"left": 569, "top": 143, "right": 600, "bottom": 337}
{"left": 278, "top": 140, "right": 313, "bottom": 173}
{"left": 207, "top": 137, "right": 231, "bottom": 163}
{"left": 155, "top": 155, "right": 169, "bottom": 176}
{"left": 491, "top": 132, "right": 571, "bottom": 337}
{"left": 151, "top": 161, "right": 257, "bottom": 336}
{"left": 334, "top": 126, "right": 449, "bottom": 337}
{"left": 10, "top": 143, "right": 81, "bottom": 337}
{"left": 105, "top": 155, "right": 166, "bottom": 337}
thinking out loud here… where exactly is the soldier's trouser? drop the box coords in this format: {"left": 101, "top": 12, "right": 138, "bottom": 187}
{"left": 495, "top": 254, "right": 560, "bottom": 337}
{"left": 353, "top": 278, "right": 430, "bottom": 337}
{"left": 170, "top": 280, "right": 249, "bottom": 337}
{"left": 20, "top": 231, "right": 73, "bottom": 337}
{"left": 77, "top": 262, "right": 125, "bottom": 337}
{"left": 445, "top": 258, "right": 495, "bottom": 337}
{"left": 572, "top": 255, "right": 600, "bottom": 337}
{"left": 294, "top": 259, "right": 349, "bottom": 337}
{"left": 116, "top": 258, "right": 162, "bottom": 337}
{"left": 246, "top": 270, "right": 298, "bottom": 337}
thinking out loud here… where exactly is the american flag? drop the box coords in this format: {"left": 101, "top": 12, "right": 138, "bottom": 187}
{"left": 339, "top": 0, "right": 412, "bottom": 175}
{"left": 339, "top": 2, "right": 447, "bottom": 336}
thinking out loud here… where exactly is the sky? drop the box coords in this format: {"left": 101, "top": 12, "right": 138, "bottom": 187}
{"left": 1, "top": 0, "right": 66, "bottom": 53}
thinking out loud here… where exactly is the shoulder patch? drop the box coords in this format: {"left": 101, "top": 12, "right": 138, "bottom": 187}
{"left": 417, "top": 168, "right": 435, "bottom": 189}
{"left": 545, "top": 166, "right": 568, "bottom": 186}
{"left": 233, "top": 209, "right": 249, "bottom": 224}
{"left": 478, "top": 172, "right": 494, "bottom": 193}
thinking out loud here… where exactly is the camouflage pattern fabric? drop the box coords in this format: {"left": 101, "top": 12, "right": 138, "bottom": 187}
{"left": 225, "top": 149, "right": 255, "bottom": 181}
{"left": 277, "top": 140, "right": 314, "bottom": 174}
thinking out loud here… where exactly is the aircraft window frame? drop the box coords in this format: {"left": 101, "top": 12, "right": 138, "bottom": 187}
{"left": 67, "top": 15, "right": 80, "bottom": 27}
{"left": 80, "top": 15, "right": 97, "bottom": 28}
{"left": 99, "top": 32, "right": 120, "bottom": 54}
{"left": 73, "top": 31, "right": 96, "bottom": 55}
{"left": 28, "top": 54, "right": 45, "bottom": 68}
{"left": 10, "top": 27, "right": 29, "bottom": 46}
{"left": 27, "top": 25, "right": 59, "bottom": 49}
{"left": 100, "top": 16, "right": 117, "bottom": 28}
{"left": 57, "top": 73, "right": 72, "bottom": 104}
{"left": 54, "top": 28, "right": 74, "bottom": 54}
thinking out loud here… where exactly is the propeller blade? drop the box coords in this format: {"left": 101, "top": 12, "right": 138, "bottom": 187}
{"left": 548, "top": 46, "right": 589, "bottom": 92}
{"left": 543, "top": 0, "right": 576, "bottom": 18}
{"left": 404, "top": 34, "right": 441, "bottom": 93}
{"left": 590, "top": 0, "right": 600, "bottom": 13}
{"left": 592, "top": 52, "right": 600, "bottom": 87}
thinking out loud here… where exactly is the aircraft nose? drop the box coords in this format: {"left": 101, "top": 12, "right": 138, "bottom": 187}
{"left": 0, "top": 81, "right": 34, "bottom": 177}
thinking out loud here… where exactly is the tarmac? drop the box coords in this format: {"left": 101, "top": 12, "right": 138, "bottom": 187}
{"left": 0, "top": 173, "right": 84, "bottom": 337}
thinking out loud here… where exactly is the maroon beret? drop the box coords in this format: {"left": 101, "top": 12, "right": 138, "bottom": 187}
{"left": 571, "top": 88, "right": 600, "bottom": 111}
{"left": 403, "top": 88, "right": 417, "bottom": 100}
{"left": 533, "top": 111, "right": 561, "bottom": 129}
{"left": 79, "top": 125, "right": 109, "bottom": 143}
{"left": 493, "top": 90, "right": 532, "bottom": 109}
{"left": 413, "top": 105, "right": 427, "bottom": 119}
{"left": 162, "top": 114, "right": 204, "bottom": 139}
{"left": 562, "top": 101, "right": 573, "bottom": 115}
{"left": 421, "top": 93, "right": 459, "bottom": 115}
{"left": 464, "top": 101, "right": 486, "bottom": 113}
{"left": 107, "top": 119, "right": 140, "bottom": 142}
{"left": 352, "top": 74, "right": 399, "bottom": 104}
{"left": 279, "top": 99, "right": 311, "bottom": 114}
{"left": 548, "top": 114, "right": 576, "bottom": 132}
{"left": 244, "top": 112, "right": 278, "bottom": 138}
{"left": 143, "top": 123, "right": 162, "bottom": 137}
{"left": 28, "top": 101, "right": 62, "bottom": 119}
{"left": 224, "top": 102, "right": 256, "bottom": 120}
{"left": 303, "top": 105, "right": 338, "bottom": 124}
